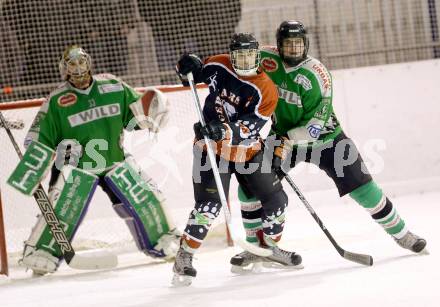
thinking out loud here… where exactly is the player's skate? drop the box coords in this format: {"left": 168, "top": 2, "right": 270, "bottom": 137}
{"left": 395, "top": 231, "right": 427, "bottom": 253}
{"left": 262, "top": 245, "right": 304, "bottom": 269}
{"left": 230, "top": 250, "right": 263, "bottom": 274}
{"left": 171, "top": 247, "right": 197, "bottom": 287}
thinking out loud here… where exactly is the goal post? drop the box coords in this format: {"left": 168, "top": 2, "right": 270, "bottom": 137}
{"left": 0, "top": 189, "right": 8, "bottom": 276}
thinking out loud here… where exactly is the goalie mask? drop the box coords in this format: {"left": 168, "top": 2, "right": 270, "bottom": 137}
{"left": 229, "top": 33, "right": 260, "bottom": 77}
{"left": 276, "top": 20, "right": 309, "bottom": 67}
{"left": 59, "top": 45, "right": 92, "bottom": 89}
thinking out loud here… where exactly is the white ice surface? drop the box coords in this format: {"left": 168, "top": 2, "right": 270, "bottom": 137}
{"left": 1, "top": 190, "right": 438, "bottom": 307}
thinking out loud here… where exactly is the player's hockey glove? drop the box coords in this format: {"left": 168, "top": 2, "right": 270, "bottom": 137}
{"left": 176, "top": 53, "right": 203, "bottom": 86}
{"left": 193, "top": 120, "right": 226, "bottom": 141}
{"left": 272, "top": 135, "right": 290, "bottom": 178}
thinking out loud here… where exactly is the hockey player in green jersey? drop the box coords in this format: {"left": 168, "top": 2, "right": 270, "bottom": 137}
{"left": 231, "top": 21, "right": 427, "bottom": 271}
{"left": 10, "top": 45, "right": 180, "bottom": 275}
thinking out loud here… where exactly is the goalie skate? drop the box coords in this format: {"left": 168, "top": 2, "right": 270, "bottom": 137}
{"left": 395, "top": 231, "right": 428, "bottom": 254}
{"left": 19, "top": 245, "right": 59, "bottom": 276}
{"left": 171, "top": 248, "right": 197, "bottom": 287}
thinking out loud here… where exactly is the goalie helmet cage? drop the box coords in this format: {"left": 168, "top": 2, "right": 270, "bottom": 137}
{"left": 0, "top": 84, "right": 233, "bottom": 276}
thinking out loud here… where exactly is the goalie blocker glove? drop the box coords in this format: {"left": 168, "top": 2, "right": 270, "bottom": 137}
{"left": 176, "top": 53, "right": 203, "bottom": 86}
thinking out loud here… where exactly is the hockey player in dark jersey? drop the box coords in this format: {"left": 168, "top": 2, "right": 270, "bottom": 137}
{"left": 171, "top": 33, "right": 302, "bottom": 286}
{"left": 232, "top": 21, "right": 427, "bottom": 270}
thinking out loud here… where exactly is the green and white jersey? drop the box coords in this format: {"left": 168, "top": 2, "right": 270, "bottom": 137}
{"left": 260, "top": 46, "right": 342, "bottom": 146}
{"left": 25, "top": 74, "right": 141, "bottom": 175}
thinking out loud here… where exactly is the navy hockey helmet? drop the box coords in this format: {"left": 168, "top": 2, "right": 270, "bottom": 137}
{"left": 229, "top": 33, "right": 261, "bottom": 76}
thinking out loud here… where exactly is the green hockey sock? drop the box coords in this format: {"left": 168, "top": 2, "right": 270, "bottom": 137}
{"left": 349, "top": 181, "right": 407, "bottom": 239}
{"left": 238, "top": 185, "right": 263, "bottom": 244}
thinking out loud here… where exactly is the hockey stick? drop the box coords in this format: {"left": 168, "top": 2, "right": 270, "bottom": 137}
{"left": 283, "top": 173, "right": 373, "bottom": 266}
{"left": 187, "top": 73, "right": 271, "bottom": 257}
{"left": 0, "top": 111, "right": 118, "bottom": 270}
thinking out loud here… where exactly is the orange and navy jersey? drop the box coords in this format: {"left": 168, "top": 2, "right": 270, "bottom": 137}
{"left": 197, "top": 54, "right": 278, "bottom": 162}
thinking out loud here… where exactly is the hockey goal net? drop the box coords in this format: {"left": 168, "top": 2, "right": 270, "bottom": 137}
{"left": 0, "top": 85, "right": 231, "bottom": 276}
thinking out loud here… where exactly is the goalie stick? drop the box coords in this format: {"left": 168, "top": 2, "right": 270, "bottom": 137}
{"left": 0, "top": 111, "right": 118, "bottom": 270}
{"left": 187, "top": 73, "right": 271, "bottom": 257}
{"left": 283, "top": 173, "right": 373, "bottom": 266}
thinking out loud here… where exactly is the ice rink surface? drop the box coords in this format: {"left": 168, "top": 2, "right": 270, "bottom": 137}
{"left": 1, "top": 190, "right": 437, "bottom": 307}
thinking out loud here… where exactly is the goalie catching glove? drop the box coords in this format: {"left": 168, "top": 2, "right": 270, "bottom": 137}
{"left": 129, "top": 87, "right": 170, "bottom": 133}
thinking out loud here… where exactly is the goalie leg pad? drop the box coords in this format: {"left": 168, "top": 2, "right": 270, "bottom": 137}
{"left": 7, "top": 140, "right": 55, "bottom": 195}
{"left": 105, "top": 158, "right": 178, "bottom": 258}
{"left": 112, "top": 202, "right": 150, "bottom": 252}
{"left": 21, "top": 165, "right": 98, "bottom": 273}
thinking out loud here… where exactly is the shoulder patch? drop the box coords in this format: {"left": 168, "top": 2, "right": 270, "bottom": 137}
{"left": 98, "top": 83, "right": 124, "bottom": 94}
{"left": 261, "top": 57, "right": 278, "bottom": 72}
{"left": 57, "top": 93, "right": 77, "bottom": 107}
{"left": 294, "top": 74, "right": 312, "bottom": 91}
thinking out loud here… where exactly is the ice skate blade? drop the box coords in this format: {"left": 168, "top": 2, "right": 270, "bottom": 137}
{"left": 171, "top": 273, "right": 193, "bottom": 287}
{"left": 231, "top": 262, "right": 263, "bottom": 274}
{"left": 262, "top": 261, "right": 304, "bottom": 270}
{"left": 418, "top": 248, "right": 430, "bottom": 255}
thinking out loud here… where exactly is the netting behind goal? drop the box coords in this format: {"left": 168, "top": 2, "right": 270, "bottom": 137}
{"left": 0, "top": 86, "right": 235, "bottom": 267}
{"left": 1, "top": 0, "right": 439, "bottom": 102}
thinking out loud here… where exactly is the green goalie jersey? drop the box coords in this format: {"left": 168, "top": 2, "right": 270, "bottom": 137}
{"left": 25, "top": 74, "right": 141, "bottom": 175}
{"left": 260, "top": 46, "right": 342, "bottom": 146}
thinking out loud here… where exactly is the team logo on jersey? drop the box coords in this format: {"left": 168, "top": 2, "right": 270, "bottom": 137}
{"left": 68, "top": 103, "right": 121, "bottom": 127}
{"left": 57, "top": 93, "right": 77, "bottom": 107}
{"left": 307, "top": 124, "right": 323, "bottom": 138}
{"left": 278, "top": 87, "right": 302, "bottom": 106}
{"left": 261, "top": 58, "right": 278, "bottom": 72}
{"left": 207, "top": 72, "right": 218, "bottom": 91}
{"left": 294, "top": 74, "right": 312, "bottom": 91}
